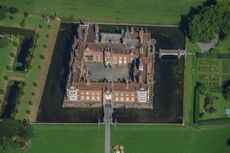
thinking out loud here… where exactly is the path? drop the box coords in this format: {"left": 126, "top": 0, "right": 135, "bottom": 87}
{"left": 104, "top": 104, "right": 112, "bottom": 153}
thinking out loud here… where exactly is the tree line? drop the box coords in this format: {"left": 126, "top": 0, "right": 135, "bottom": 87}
{"left": 0, "top": 118, "right": 34, "bottom": 152}
{"left": 180, "top": 0, "right": 230, "bottom": 42}
{"left": 0, "top": 5, "right": 19, "bottom": 20}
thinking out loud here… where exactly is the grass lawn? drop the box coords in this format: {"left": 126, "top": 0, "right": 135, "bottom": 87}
{"left": 0, "top": 0, "right": 206, "bottom": 24}
{"left": 111, "top": 125, "right": 230, "bottom": 153}
{"left": 199, "top": 93, "right": 230, "bottom": 120}
{"left": 213, "top": 35, "right": 230, "bottom": 54}
{"left": 26, "top": 124, "right": 104, "bottom": 153}
{"left": 196, "top": 57, "right": 230, "bottom": 120}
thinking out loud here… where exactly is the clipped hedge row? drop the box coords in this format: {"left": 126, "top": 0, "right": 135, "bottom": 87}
{"left": 197, "top": 53, "right": 230, "bottom": 58}
{"left": 193, "top": 86, "right": 200, "bottom": 124}
{"left": 197, "top": 118, "right": 230, "bottom": 125}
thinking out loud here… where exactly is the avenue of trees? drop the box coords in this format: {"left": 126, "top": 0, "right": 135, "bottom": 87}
{"left": 0, "top": 5, "right": 19, "bottom": 20}
{"left": 0, "top": 118, "right": 34, "bottom": 152}
{"left": 180, "top": 0, "right": 230, "bottom": 42}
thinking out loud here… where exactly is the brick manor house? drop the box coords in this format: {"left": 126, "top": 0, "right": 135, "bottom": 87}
{"left": 63, "top": 23, "right": 155, "bottom": 109}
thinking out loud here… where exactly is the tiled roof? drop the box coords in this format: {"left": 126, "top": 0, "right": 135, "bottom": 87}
{"left": 85, "top": 42, "right": 138, "bottom": 55}
{"left": 77, "top": 82, "right": 148, "bottom": 91}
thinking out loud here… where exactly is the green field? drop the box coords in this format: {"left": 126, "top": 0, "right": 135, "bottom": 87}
{"left": 25, "top": 124, "right": 230, "bottom": 153}
{"left": 0, "top": 0, "right": 205, "bottom": 24}
{"left": 111, "top": 125, "right": 230, "bottom": 153}
{"left": 26, "top": 125, "right": 104, "bottom": 153}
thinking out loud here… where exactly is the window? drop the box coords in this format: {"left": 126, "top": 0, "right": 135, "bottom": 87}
{"left": 92, "top": 92, "right": 95, "bottom": 95}
{"left": 86, "top": 96, "right": 90, "bottom": 100}
{"left": 131, "top": 97, "right": 135, "bottom": 101}
{"left": 86, "top": 92, "right": 89, "bottom": 95}
{"left": 120, "top": 97, "right": 124, "bottom": 101}
{"left": 81, "top": 96, "right": 85, "bottom": 100}
{"left": 115, "top": 93, "right": 118, "bottom": 96}
{"left": 92, "top": 96, "right": 95, "bottom": 100}
{"left": 97, "top": 96, "right": 100, "bottom": 100}
{"left": 96, "top": 92, "right": 100, "bottom": 95}
{"left": 115, "top": 97, "right": 119, "bottom": 101}
{"left": 120, "top": 93, "right": 124, "bottom": 96}
{"left": 126, "top": 97, "right": 129, "bottom": 101}
{"left": 81, "top": 92, "right": 84, "bottom": 95}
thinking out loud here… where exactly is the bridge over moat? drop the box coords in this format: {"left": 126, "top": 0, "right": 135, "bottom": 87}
{"left": 158, "top": 48, "right": 186, "bottom": 58}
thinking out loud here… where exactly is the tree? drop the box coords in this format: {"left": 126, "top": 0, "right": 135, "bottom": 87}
{"left": 0, "top": 5, "right": 8, "bottom": 20}
{"left": 23, "top": 12, "right": 29, "bottom": 18}
{"left": 198, "top": 83, "right": 207, "bottom": 95}
{"left": 9, "top": 15, "right": 14, "bottom": 20}
{"left": 25, "top": 110, "right": 30, "bottom": 115}
{"left": 20, "top": 19, "right": 26, "bottom": 27}
{"left": 3, "top": 76, "right": 8, "bottom": 81}
{"left": 50, "top": 15, "right": 55, "bottom": 20}
{"left": 39, "top": 55, "right": 45, "bottom": 59}
{"left": 38, "top": 24, "right": 43, "bottom": 28}
{"left": 0, "top": 89, "right": 4, "bottom": 94}
{"left": 205, "top": 96, "right": 214, "bottom": 105}
{"left": 180, "top": 0, "right": 230, "bottom": 42}
{"left": 69, "top": 15, "right": 74, "bottom": 22}
{"left": 207, "top": 106, "right": 217, "bottom": 113}
{"left": 0, "top": 119, "right": 34, "bottom": 152}
{"left": 41, "top": 14, "right": 46, "bottom": 19}
{"left": 33, "top": 82, "right": 38, "bottom": 87}
{"left": 0, "top": 13, "right": 6, "bottom": 20}
{"left": 220, "top": 12, "right": 230, "bottom": 38}
{"left": 9, "top": 7, "right": 19, "bottom": 14}
{"left": 223, "top": 80, "right": 230, "bottom": 101}
{"left": 28, "top": 101, "right": 33, "bottom": 105}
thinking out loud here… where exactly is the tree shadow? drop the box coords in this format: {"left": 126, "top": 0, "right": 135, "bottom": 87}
{"left": 227, "top": 138, "right": 230, "bottom": 146}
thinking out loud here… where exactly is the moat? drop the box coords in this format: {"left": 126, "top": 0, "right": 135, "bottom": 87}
{"left": 36, "top": 23, "right": 184, "bottom": 123}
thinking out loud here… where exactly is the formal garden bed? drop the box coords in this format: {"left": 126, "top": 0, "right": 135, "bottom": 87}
{"left": 194, "top": 56, "right": 230, "bottom": 122}
{"left": 0, "top": 6, "right": 60, "bottom": 122}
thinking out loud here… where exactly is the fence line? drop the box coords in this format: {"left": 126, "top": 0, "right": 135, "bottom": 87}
{"left": 61, "top": 20, "right": 178, "bottom": 28}
{"left": 31, "top": 122, "right": 184, "bottom": 126}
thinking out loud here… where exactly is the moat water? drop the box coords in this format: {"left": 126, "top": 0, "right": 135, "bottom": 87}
{"left": 0, "top": 26, "right": 35, "bottom": 72}
{"left": 1, "top": 81, "right": 24, "bottom": 119}
{"left": 37, "top": 23, "right": 184, "bottom": 123}
{"left": 37, "top": 23, "right": 103, "bottom": 123}
{"left": 113, "top": 56, "right": 184, "bottom": 123}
